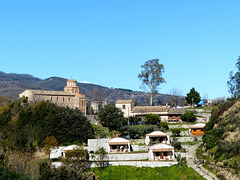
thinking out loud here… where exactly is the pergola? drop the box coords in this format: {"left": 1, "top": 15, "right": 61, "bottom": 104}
{"left": 106, "top": 137, "right": 130, "bottom": 153}
{"left": 145, "top": 131, "right": 169, "bottom": 145}
{"left": 148, "top": 143, "right": 175, "bottom": 161}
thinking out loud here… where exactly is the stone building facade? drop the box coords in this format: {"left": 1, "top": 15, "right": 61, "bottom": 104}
{"left": 19, "top": 79, "right": 87, "bottom": 115}
{"left": 115, "top": 100, "right": 134, "bottom": 118}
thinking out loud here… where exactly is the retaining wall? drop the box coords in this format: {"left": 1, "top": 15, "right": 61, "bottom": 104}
{"left": 90, "top": 161, "right": 178, "bottom": 168}
{"left": 90, "top": 153, "right": 148, "bottom": 161}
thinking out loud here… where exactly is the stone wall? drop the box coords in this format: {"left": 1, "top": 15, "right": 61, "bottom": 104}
{"left": 90, "top": 153, "right": 148, "bottom": 161}
{"left": 52, "top": 161, "right": 178, "bottom": 168}
{"left": 88, "top": 139, "right": 108, "bottom": 153}
{"left": 171, "top": 136, "right": 202, "bottom": 142}
{"left": 90, "top": 161, "right": 178, "bottom": 168}
{"left": 131, "top": 145, "right": 148, "bottom": 152}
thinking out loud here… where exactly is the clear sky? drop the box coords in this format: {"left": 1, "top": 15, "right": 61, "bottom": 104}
{"left": 1, "top": 0, "right": 240, "bottom": 99}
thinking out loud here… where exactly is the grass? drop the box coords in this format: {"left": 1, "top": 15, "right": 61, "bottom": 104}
{"left": 91, "top": 163, "right": 205, "bottom": 180}
{"left": 0, "top": 167, "right": 31, "bottom": 180}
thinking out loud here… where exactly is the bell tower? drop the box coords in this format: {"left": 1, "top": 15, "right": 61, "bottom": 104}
{"left": 64, "top": 79, "right": 79, "bottom": 94}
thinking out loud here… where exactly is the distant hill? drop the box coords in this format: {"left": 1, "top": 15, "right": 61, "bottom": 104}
{"left": 0, "top": 71, "right": 184, "bottom": 105}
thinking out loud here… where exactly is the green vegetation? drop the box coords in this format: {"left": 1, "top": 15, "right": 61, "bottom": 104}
{"left": 0, "top": 167, "right": 31, "bottom": 180}
{"left": 181, "top": 111, "right": 197, "bottom": 122}
{"left": 145, "top": 113, "right": 159, "bottom": 125}
{"left": 138, "top": 59, "right": 165, "bottom": 106}
{"left": 98, "top": 103, "right": 127, "bottom": 130}
{"left": 185, "top": 88, "right": 201, "bottom": 105}
{"left": 119, "top": 125, "right": 163, "bottom": 139}
{"left": 0, "top": 98, "right": 94, "bottom": 151}
{"left": 227, "top": 56, "right": 240, "bottom": 99}
{"left": 91, "top": 164, "right": 204, "bottom": 180}
{"left": 201, "top": 99, "right": 240, "bottom": 176}
{"left": 171, "top": 128, "right": 181, "bottom": 137}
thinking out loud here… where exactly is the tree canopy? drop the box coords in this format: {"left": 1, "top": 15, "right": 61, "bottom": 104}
{"left": 138, "top": 59, "right": 165, "bottom": 106}
{"left": 185, "top": 88, "right": 201, "bottom": 105}
{"left": 0, "top": 99, "right": 94, "bottom": 150}
{"left": 227, "top": 56, "right": 240, "bottom": 99}
{"left": 98, "top": 103, "right": 126, "bottom": 130}
{"left": 145, "top": 114, "right": 159, "bottom": 125}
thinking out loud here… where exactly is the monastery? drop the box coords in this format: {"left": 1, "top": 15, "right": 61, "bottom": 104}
{"left": 19, "top": 79, "right": 87, "bottom": 115}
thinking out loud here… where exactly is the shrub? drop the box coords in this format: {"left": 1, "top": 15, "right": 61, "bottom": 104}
{"left": 145, "top": 114, "right": 159, "bottom": 125}
{"left": 172, "top": 128, "right": 181, "bottom": 137}
{"left": 171, "top": 139, "right": 182, "bottom": 150}
{"left": 160, "top": 122, "right": 169, "bottom": 130}
{"left": 181, "top": 111, "right": 196, "bottom": 122}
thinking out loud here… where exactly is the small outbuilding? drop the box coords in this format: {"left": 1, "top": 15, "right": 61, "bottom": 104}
{"left": 106, "top": 137, "right": 130, "bottom": 153}
{"left": 190, "top": 123, "right": 205, "bottom": 136}
{"left": 145, "top": 131, "right": 170, "bottom": 145}
{"left": 167, "top": 108, "right": 185, "bottom": 123}
{"left": 50, "top": 145, "right": 80, "bottom": 159}
{"left": 148, "top": 143, "right": 175, "bottom": 161}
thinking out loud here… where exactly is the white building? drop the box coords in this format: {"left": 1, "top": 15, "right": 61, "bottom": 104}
{"left": 145, "top": 131, "right": 170, "bottom": 145}
{"left": 106, "top": 137, "right": 131, "bottom": 153}
{"left": 50, "top": 145, "right": 80, "bottom": 159}
{"left": 115, "top": 100, "right": 134, "bottom": 118}
{"left": 148, "top": 143, "right": 175, "bottom": 161}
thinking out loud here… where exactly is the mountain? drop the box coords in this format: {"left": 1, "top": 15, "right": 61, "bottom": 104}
{"left": 0, "top": 71, "right": 183, "bottom": 105}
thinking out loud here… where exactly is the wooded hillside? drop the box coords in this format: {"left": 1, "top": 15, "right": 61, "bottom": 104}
{"left": 0, "top": 71, "right": 184, "bottom": 106}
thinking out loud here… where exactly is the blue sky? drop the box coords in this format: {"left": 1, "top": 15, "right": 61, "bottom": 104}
{"left": 1, "top": 0, "right": 240, "bottom": 99}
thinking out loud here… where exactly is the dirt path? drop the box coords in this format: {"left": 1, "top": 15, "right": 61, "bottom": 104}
{"left": 186, "top": 143, "right": 218, "bottom": 180}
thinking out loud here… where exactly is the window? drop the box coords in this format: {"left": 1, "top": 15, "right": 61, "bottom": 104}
{"left": 69, "top": 97, "right": 70, "bottom": 101}
{"left": 63, "top": 97, "right": 64, "bottom": 101}
{"left": 57, "top": 97, "right": 58, "bottom": 101}
{"left": 122, "top": 105, "right": 126, "bottom": 109}
{"left": 50, "top": 97, "right": 52, "bottom": 101}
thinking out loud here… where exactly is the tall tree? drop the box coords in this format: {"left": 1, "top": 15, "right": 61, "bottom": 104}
{"left": 186, "top": 88, "right": 201, "bottom": 105}
{"left": 227, "top": 56, "right": 240, "bottom": 99}
{"left": 138, "top": 59, "right": 165, "bottom": 106}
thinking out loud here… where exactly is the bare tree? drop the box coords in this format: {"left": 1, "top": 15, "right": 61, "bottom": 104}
{"left": 169, "top": 87, "right": 183, "bottom": 107}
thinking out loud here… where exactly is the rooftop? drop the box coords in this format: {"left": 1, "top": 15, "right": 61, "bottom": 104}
{"left": 132, "top": 106, "right": 170, "bottom": 114}
{"left": 107, "top": 137, "right": 129, "bottom": 145}
{"left": 22, "top": 89, "right": 75, "bottom": 96}
{"left": 168, "top": 108, "right": 185, "bottom": 115}
{"left": 116, "top": 100, "right": 133, "bottom": 104}
{"left": 191, "top": 123, "right": 206, "bottom": 129}
{"left": 146, "top": 131, "right": 168, "bottom": 137}
{"left": 149, "top": 143, "right": 174, "bottom": 151}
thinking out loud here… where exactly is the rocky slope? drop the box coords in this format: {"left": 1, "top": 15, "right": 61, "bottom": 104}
{"left": 201, "top": 100, "right": 240, "bottom": 179}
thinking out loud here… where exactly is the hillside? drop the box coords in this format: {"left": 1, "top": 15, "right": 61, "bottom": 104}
{"left": 200, "top": 100, "right": 240, "bottom": 179}
{"left": 0, "top": 71, "right": 184, "bottom": 105}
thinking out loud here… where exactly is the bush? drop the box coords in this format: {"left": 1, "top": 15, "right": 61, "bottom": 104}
{"left": 160, "top": 122, "right": 169, "bottom": 130}
{"left": 171, "top": 139, "right": 182, "bottom": 150}
{"left": 181, "top": 111, "right": 196, "bottom": 122}
{"left": 172, "top": 128, "right": 181, "bottom": 137}
{"left": 145, "top": 114, "right": 159, "bottom": 125}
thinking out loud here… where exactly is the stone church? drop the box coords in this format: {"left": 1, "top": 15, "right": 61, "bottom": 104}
{"left": 19, "top": 79, "right": 87, "bottom": 115}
